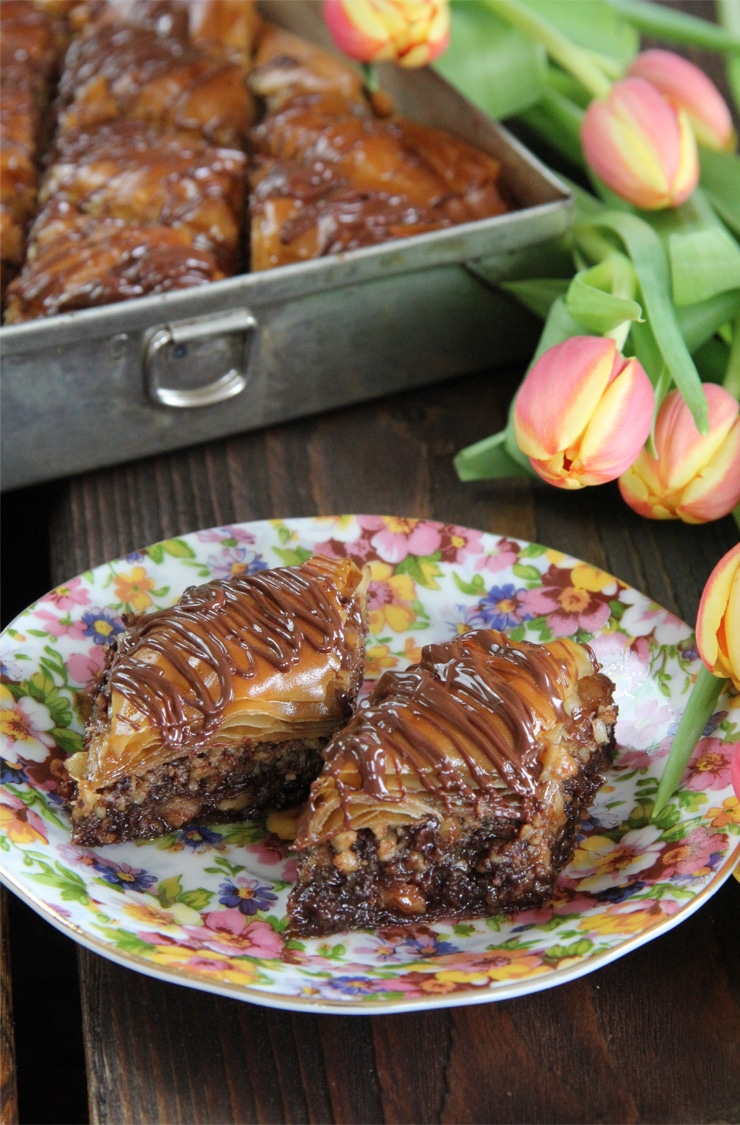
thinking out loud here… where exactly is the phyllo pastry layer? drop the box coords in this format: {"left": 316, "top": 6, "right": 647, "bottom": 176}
{"left": 287, "top": 629, "right": 617, "bottom": 936}
{"left": 62, "top": 555, "right": 368, "bottom": 845}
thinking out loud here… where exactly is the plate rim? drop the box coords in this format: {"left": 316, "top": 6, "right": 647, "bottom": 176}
{"left": 1, "top": 512, "right": 738, "bottom": 1014}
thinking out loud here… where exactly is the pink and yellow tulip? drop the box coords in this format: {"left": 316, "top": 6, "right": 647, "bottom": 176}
{"left": 513, "top": 336, "right": 655, "bottom": 490}
{"left": 628, "top": 49, "right": 736, "bottom": 154}
{"left": 581, "top": 76, "right": 699, "bottom": 209}
{"left": 619, "top": 384, "right": 740, "bottom": 524}
{"left": 696, "top": 542, "right": 740, "bottom": 692}
{"left": 322, "top": 0, "right": 450, "bottom": 67}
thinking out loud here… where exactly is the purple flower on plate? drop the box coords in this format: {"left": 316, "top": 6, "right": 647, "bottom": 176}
{"left": 467, "top": 583, "right": 533, "bottom": 631}
{"left": 396, "top": 932, "right": 462, "bottom": 958}
{"left": 197, "top": 525, "right": 259, "bottom": 546}
{"left": 218, "top": 876, "right": 278, "bottom": 916}
{"left": 177, "top": 825, "right": 225, "bottom": 850}
{"left": 325, "top": 974, "right": 379, "bottom": 996}
{"left": 206, "top": 547, "right": 269, "bottom": 582}
{"left": 92, "top": 858, "right": 157, "bottom": 892}
{"left": 80, "top": 608, "right": 125, "bottom": 646}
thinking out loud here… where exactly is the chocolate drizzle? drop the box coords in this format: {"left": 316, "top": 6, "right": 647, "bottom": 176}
{"left": 106, "top": 558, "right": 363, "bottom": 749}
{"left": 312, "top": 630, "right": 594, "bottom": 824}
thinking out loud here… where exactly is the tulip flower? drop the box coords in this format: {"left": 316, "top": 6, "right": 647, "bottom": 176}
{"left": 322, "top": 0, "right": 450, "bottom": 68}
{"left": 696, "top": 542, "right": 740, "bottom": 692}
{"left": 653, "top": 543, "right": 739, "bottom": 818}
{"left": 513, "top": 336, "right": 654, "bottom": 490}
{"left": 628, "top": 49, "right": 736, "bottom": 154}
{"left": 619, "top": 384, "right": 740, "bottom": 524}
{"left": 581, "top": 76, "right": 699, "bottom": 209}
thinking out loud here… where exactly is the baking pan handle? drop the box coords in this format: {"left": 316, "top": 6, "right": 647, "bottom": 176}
{"left": 144, "top": 310, "right": 257, "bottom": 408}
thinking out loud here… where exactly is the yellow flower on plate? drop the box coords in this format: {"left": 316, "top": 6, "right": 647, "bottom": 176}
{"left": 706, "top": 795, "right": 740, "bottom": 830}
{"left": 571, "top": 562, "right": 618, "bottom": 595}
{"left": 366, "top": 560, "right": 417, "bottom": 633}
{"left": 147, "top": 944, "right": 261, "bottom": 986}
{"left": 0, "top": 798, "right": 47, "bottom": 846}
{"left": 364, "top": 643, "right": 398, "bottom": 679}
{"left": 113, "top": 566, "right": 156, "bottom": 612}
{"left": 121, "top": 893, "right": 201, "bottom": 931}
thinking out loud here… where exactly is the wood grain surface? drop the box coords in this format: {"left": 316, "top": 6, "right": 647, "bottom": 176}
{"left": 3, "top": 0, "right": 740, "bottom": 1117}
{"left": 33, "top": 367, "right": 739, "bottom": 1125}
{"left": 0, "top": 892, "right": 18, "bottom": 1125}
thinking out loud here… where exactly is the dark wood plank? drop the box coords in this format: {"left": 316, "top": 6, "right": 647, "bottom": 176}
{"left": 0, "top": 890, "right": 18, "bottom": 1125}
{"left": 39, "top": 368, "right": 739, "bottom": 1125}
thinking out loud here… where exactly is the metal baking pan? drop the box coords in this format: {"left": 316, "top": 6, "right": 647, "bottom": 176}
{"left": 0, "top": 2, "right": 572, "bottom": 492}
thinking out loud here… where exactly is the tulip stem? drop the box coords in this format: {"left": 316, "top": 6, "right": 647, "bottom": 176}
{"left": 652, "top": 664, "right": 725, "bottom": 818}
{"left": 478, "top": 0, "right": 613, "bottom": 99}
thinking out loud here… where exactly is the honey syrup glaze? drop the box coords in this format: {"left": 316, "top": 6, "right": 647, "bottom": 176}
{"left": 314, "top": 629, "right": 614, "bottom": 810}
{"left": 106, "top": 556, "right": 365, "bottom": 745}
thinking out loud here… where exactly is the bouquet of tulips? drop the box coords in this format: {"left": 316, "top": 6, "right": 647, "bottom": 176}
{"left": 323, "top": 0, "right": 740, "bottom": 812}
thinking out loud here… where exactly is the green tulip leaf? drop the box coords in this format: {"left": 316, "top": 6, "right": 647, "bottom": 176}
{"left": 436, "top": 4, "right": 546, "bottom": 120}
{"left": 580, "top": 211, "right": 708, "bottom": 432}
{"left": 500, "top": 278, "right": 570, "bottom": 320}
{"left": 676, "top": 288, "right": 740, "bottom": 354}
{"left": 565, "top": 274, "right": 643, "bottom": 334}
{"left": 453, "top": 428, "right": 533, "bottom": 482}
{"left": 699, "top": 149, "right": 740, "bottom": 240}
{"left": 669, "top": 227, "right": 740, "bottom": 306}
{"left": 521, "top": 0, "right": 639, "bottom": 64}
{"left": 515, "top": 86, "right": 586, "bottom": 169}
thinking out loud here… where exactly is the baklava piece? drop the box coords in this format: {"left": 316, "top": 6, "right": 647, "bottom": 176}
{"left": 4, "top": 0, "right": 254, "bottom": 322}
{"left": 0, "top": 0, "right": 69, "bottom": 304}
{"left": 287, "top": 629, "right": 617, "bottom": 936}
{"left": 247, "top": 24, "right": 508, "bottom": 270}
{"left": 55, "top": 5, "right": 254, "bottom": 147}
{"left": 62, "top": 556, "right": 368, "bottom": 846}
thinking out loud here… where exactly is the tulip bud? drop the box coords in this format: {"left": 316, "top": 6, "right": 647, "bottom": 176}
{"left": 581, "top": 76, "right": 699, "bottom": 209}
{"left": 619, "top": 384, "right": 740, "bottom": 523}
{"left": 628, "top": 49, "right": 736, "bottom": 154}
{"left": 323, "top": 0, "right": 450, "bottom": 68}
{"left": 696, "top": 542, "right": 740, "bottom": 692}
{"left": 513, "top": 336, "right": 655, "bottom": 490}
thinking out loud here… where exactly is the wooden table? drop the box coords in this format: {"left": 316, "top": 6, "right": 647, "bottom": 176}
{"left": 2, "top": 1, "right": 740, "bottom": 1116}
{"left": 2, "top": 360, "right": 739, "bottom": 1124}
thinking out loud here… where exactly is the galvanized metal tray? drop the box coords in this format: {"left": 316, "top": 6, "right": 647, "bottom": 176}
{"left": 0, "top": 4, "right": 571, "bottom": 491}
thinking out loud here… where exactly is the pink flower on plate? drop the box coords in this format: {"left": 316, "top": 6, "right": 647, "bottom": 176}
{"left": 67, "top": 644, "right": 106, "bottom": 689}
{"left": 683, "top": 737, "right": 732, "bottom": 793}
{"left": 648, "top": 824, "right": 727, "bottom": 881}
{"left": 359, "top": 516, "right": 442, "bottom": 564}
{"left": 34, "top": 609, "right": 87, "bottom": 641}
{"left": 0, "top": 685, "right": 56, "bottom": 764}
{"left": 194, "top": 909, "right": 284, "bottom": 959}
{"left": 521, "top": 563, "right": 613, "bottom": 637}
{"left": 435, "top": 524, "right": 485, "bottom": 564}
{"left": 473, "top": 537, "right": 521, "bottom": 576}
{"left": 45, "top": 576, "right": 90, "bottom": 612}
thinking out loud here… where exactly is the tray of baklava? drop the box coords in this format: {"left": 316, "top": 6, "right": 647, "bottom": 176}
{"left": 0, "top": 0, "right": 571, "bottom": 490}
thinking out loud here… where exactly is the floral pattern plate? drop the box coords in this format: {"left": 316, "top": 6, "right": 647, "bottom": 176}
{"left": 1, "top": 515, "right": 738, "bottom": 1014}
